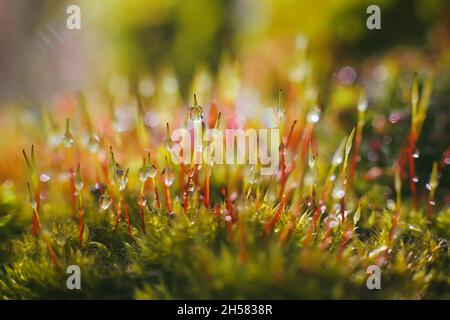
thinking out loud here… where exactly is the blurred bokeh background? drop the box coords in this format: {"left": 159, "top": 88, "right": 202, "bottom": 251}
{"left": 0, "top": 0, "right": 448, "bottom": 102}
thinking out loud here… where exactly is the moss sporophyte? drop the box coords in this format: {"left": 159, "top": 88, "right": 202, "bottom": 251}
{"left": 2, "top": 72, "right": 447, "bottom": 300}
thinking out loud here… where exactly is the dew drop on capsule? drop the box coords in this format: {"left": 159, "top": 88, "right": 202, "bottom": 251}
{"left": 63, "top": 119, "right": 74, "bottom": 148}
{"left": 139, "top": 166, "right": 148, "bottom": 183}
{"left": 165, "top": 139, "right": 174, "bottom": 152}
{"left": 119, "top": 170, "right": 129, "bottom": 192}
{"left": 162, "top": 167, "right": 175, "bottom": 187}
{"left": 75, "top": 176, "right": 83, "bottom": 192}
{"left": 189, "top": 106, "right": 203, "bottom": 122}
{"left": 308, "top": 149, "right": 316, "bottom": 169}
{"left": 148, "top": 164, "right": 157, "bottom": 179}
{"left": 100, "top": 193, "right": 112, "bottom": 210}
{"left": 88, "top": 134, "right": 100, "bottom": 153}
{"left": 63, "top": 132, "right": 74, "bottom": 148}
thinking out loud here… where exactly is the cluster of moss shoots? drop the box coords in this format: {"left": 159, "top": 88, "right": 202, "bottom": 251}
{"left": 0, "top": 75, "right": 448, "bottom": 299}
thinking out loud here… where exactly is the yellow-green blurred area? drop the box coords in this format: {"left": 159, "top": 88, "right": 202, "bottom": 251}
{"left": 0, "top": 0, "right": 448, "bottom": 101}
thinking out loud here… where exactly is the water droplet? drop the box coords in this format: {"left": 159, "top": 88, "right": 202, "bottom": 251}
{"left": 412, "top": 148, "right": 420, "bottom": 159}
{"left": 119, "top": 169, "right": 129, "bottom": 192}
{"left": 40, "top": 173, "right": 51, "bottom": 183}
{"left": 63, "top": 132, "right": 74, "bottom": 148}
{"left": 225, "top": 215, "right": 232, "bottom": 222}
{"left": 249, "top": 167, "right": 261, "bottom": 185}
{"left": 100, "top": 193, "right": 112, "bottom": 210}
{"left": 138, "top": 196, "right": 147, "bottom": 207}
{"left": 139, "top": 167, "right": 148, "bottom": 182}
{"left": 329, "top": 219, "right": 338, "bottom": 230}
{"left": 386, "top": 199, "right": 396, "bottom": 211}
{"left": 162, "top": 167, "right": 175, "bottom": 187}
{"left": 308, "top": 148, "right": 316, "bottom": 169}
{"left": 187, "top": 181, "right": 195, "bottom": 192}
{"left": 48, "top": 133, "right": 61, "bottom": 146}
{"left": 88, "top": 134, "right": 100, "bottom": 153}
{"left": 75, "top": 176, "right": 83, "bottom": 192}
{"left": 165, "top": 139, "right": 174, "bottom": 152}
{"left": 148, "top": 164, "right": 157, "bottom": 179}
{"left": 412, "top": 176, "right": 419, "bottom": 183}
{"left": 332, "top": 182, "right": 345, "bottom": 199}
{"left": 357, "top": 98, "right": 368, "bottom": 112}
{"left": 63, "top": 119, "right": 74, "bottom": 148}
{"left": 306, "top": 108, "right": 321, "bottom": 124}
{"left": 429, "top": 200, "right": 436, "bottom": 206}
{"left": 332, "top": 141, "right": 345, "bottom": 166}
{"left": 279, "top": 143, "right": 287, "bottom": 156}
{"left": 189, "top": 106, "right": 204, "bottom": 122}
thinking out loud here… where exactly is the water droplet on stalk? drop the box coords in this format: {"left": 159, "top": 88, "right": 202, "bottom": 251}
{"left": 119, "top": 168, "right": 129, "bottom": 192}
{"left": 189, "top": 94, "right": 204, "bottom": 122}
{"left": 27, "top": 183, "right": 37, "bottom": 210}
{"left": 279, "top": 143, "right": 287, "bottom": 156}
{"left": 308, "top": 145, "right": 316, "bottom": 169}
{"left": 75, "top": 164, "right": 83, "bottom": 192}
{"left": 138, "top": 196, "right": 147, "bottom": 207}
{"left": 63, "top": 118, "right": 74, "bottom": 148}
{"left": 162, "top": 163, "right": 175, "bottom": 187}
{"left": 139, "top": 166, "right": 148, "bottom": 182}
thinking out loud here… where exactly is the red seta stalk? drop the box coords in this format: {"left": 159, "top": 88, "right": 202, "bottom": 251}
{"left": 139, "top": 193, "right": 146, "bottom": 234}
{"left": 70, "top": 168, "right": 77, "bottom": 217}
{"left": 123, "top": 199, "right": 132, "bottom": 236}
{"left": 164, "top": 184, "right": 173, "bottom": 214}
{"left": 113, "top": 195, "right": 132, "bottom": 236}
{"left": 153, "top": 182, "right": 161, "bottom": 208}
{"left": 279, "top": 145, "right": 287, "bottom": 201}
